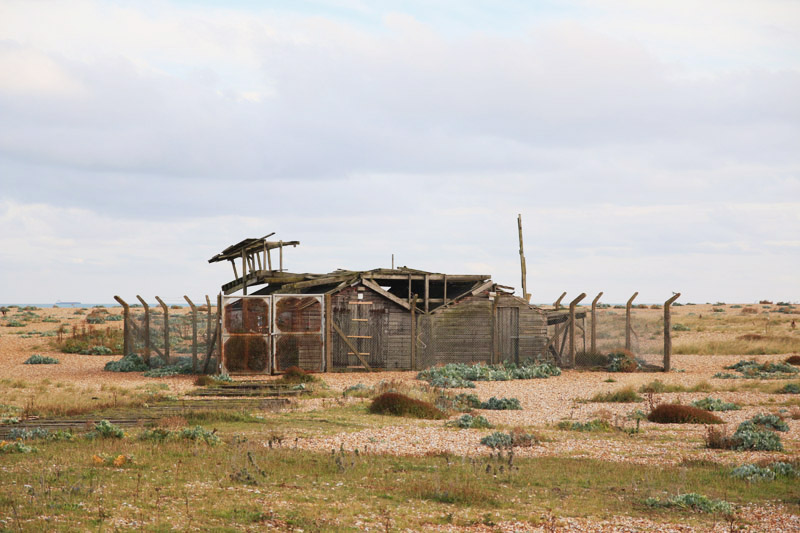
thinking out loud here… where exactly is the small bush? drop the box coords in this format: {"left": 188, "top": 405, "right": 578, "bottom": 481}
{"left": 786, "top": 355, "right": 800, "bottom": 366}
{"left": 178, "top": 426, "right": 220, "bottom": 445}
{"left": 138, "top": 428, "right": 173, "bottom": 443}
{"left": 87, "top": 420, "right": 124, "bottom": 439}
{"left": 23, "top": 354, "right": 59, "bottom": 365}
{"left": 590, "top": 386, "right": 643, "bottom": 403}
{"left": 509, "top": 427, "right": 539, "bottom": 447}
{"left": 143, "top": 357, "right": 194, "bottom": 377}
{"left": 87, "top": 345, "right": 113, "bottom": 355}
{"left": 645, "top": 493, "right": 732, "bottom": 514}
{"left": 731, "top": 423, "right": 783, "bottom": 451}
{"left": 748, "top": 413, "right": 789, "bottom": 432}
{"left": 607, "top": 351, "right": 639, "bottom": 372}
{"left": 480, "top": 431, "right": 512, "bottom": 449}
{"left": 448, "top": 414, "right": 492, "bottom": 429}
{"left": 778, "top": 383, "right": 800, "bottom": 394}
{"left": 0, "top": 441, "right": 37, "bottom": 454}
{"left": 730, "top": 462, "right": 797, "bottom": 482}
{"left": 671, "top": 323, "right": 690, "bottom": 331}
{"left": 86, "top": 315, "right": 106, "bottom": 325}
{"left": 105, "top": 353, "right": 149, "bottom": 373}
{"left": 480, "top": 397, "right": 521, "bottom": 410}
{"left": 417, "top": 361, "right": 560, "bottom": 388}
{"left": 647, "top": 404, "right": 723, "bottom": 424}
{"left": 369, "top": 393, "right": 446, "bottom": 419}
{"left": 557, "top": 419, "right": 612, "bottom": 432}
{"left": 690, "top": 397, "right": 740, "bottom": 412}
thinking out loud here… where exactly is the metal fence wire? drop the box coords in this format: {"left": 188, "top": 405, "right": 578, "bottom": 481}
{"left": 127, "top": 300, "right": 217, "bottom": 369}
{"left": 574, "top": 305, "right": 666, "bottom": 370}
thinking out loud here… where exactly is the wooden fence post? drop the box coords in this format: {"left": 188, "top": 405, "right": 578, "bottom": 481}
{"left": 216, "top": 293, "right": 222, "bottom": 372}
{"left": 568, "top": 293, "right": 586, "bottom": 367}
{"left": 663, "top": 293, "right": 680, "bottom": 372}
{"left": 184, "top": 295, "right": 198, "bottom": 372}
{"left": 113, "top": 296, "right": 130, "bottom": 357}
{"left": 553, "top": 292, "right": 567, "bottom": 355}
{"left": 155, "top": 296, "right": 170, "bottom": 365}
{"left": 625, "top": 292, "right": 639, "bottom": 352}
{"left": 410, "top": 294, "right": 417, "bottom": 370}
{"left": 135, "top": 295, "right": 150, "bottom": 365}
{"left": 591, "top": 292, "right": 603, "bottom": 353}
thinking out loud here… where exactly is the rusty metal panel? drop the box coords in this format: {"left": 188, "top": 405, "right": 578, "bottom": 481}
{"left": 272, "top": 295, "right": 324, "bottom": 373}
{"left": 221, "top": 295, "right": 271, "bottom": 374}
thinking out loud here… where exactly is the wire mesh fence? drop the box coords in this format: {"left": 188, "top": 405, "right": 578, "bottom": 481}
{"left": 125, "top": 298, "right": 218, "bottom": 371}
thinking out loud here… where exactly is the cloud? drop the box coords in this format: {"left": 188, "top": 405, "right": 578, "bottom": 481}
{"left": 0, "top": 0, "right": 797, "bottom": 302}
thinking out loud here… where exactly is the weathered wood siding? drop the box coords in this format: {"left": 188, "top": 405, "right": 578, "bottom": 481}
{"left": 495, "top": 294, "right": 548, "bottom": 362}
{"left": 330, "top": 285, "right": 411, "bottom": 370}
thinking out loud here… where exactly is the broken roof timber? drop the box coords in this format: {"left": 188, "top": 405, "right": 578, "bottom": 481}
{"left": 208, "top": 237, "right": 299, "bottom": 264}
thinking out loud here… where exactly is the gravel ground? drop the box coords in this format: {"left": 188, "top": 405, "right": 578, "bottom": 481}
{"left": 2, "top": 305, "right": 799, "bottom": 531}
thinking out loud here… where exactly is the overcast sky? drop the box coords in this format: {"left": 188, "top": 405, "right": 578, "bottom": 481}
{"left": 1, "top": 0, "right": 798, "bottom": 304}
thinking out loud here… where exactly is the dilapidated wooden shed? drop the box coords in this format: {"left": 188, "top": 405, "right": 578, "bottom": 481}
{"left": 210, "top": 236, "right": 548, "bottom": 374}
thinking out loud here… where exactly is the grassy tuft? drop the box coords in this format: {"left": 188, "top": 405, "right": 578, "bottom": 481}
{"left": 590, "top": 386, "right": 643, "bottom": 403}
{"left": 369, "top": 393, "right": 446, "bottom": 419}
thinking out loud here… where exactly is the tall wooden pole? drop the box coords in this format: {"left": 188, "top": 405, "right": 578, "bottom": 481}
{"left": 136, "top": 295, "right": 151, "bottom": 365}
{"left": 625, "top": 292, "right": 639, "bottom": 352}
{"left": 517, "top": 214, "right": 529, "bottom": 302}
{"left": 553, "top": 292, "right": 566, "bottom": 355}
{"left": 590, "top": 292, "right": 603, "bottom": 353}
{"left": 663, "top": 293, "right": 680, "bottom": 372}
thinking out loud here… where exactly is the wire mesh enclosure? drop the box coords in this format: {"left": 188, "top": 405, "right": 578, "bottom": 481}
{"left": 221, "top": 294, "right": 324, "bottom": 374}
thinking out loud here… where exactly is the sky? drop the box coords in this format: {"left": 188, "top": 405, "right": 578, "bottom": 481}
{"left": 0, "top": 0, "right": 798, "bottom": 305}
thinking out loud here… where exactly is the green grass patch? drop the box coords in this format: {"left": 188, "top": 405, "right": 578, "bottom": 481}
{"left": 589, "top": 386, "right": 643, "bottom": 403}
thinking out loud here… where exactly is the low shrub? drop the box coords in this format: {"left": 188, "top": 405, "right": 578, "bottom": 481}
{"left": 369, "top": 393, "right": 446, "bottom": 419}
{"left": 139, "top": 428, "right": 173, "bottom": 443}
{"left": 715, "top": 359, "right": 799, "bottom": 380}
{"left": 786, "top": 355, "right": 800, "bottom": 366}
{"left": 447, "top": 414, "right": 492, "bottom": 429}
{"left": 778, "top": 383, "right": 800, "bottom": 394}
{"left": 343, "top": 383, "right": 371, "bottom": 397}
{"left": 607, "top": 351, "right": 639, "bottom": 372}
{"left": 590, "top": 386, "right": 643, "bottom": 403}
{"left": 671, "top": 324, "right": 690, "bottom": 331}
{"left": 178, "top": 426, "right": 221, "bottom": 445}
{"left": 557, "top": 419, "right": 612, "bottom": 432}
{"left": 8, "top": 428, "right": 73, "bottom": 442}
{"left": 748, "top": 413, "right": 789, "bottom": 432}
{"left": 690, "top": 397, "right": 740, "bottom": 412}
{"left": 730, "top": 462, "right": 797, "bottom": 482}
{"left": 86, "top": 345, "right": 113, "bottom": 355}
{"left": 87, "top": 420, "right": 124, "bottom": 439}
{"left": 706, "top": 416, "right": 785, "bottom": 451}
{"left": 105, "top": 353, "right": 149, "bottom": 373}
{"left": 417, "top": 361, "right": 560, "bottom": 388}
{"left": 509, "top": 427, "right": 539, "bottom": 447}
{"left": 645, "top": 493, "right": 732, "bottom": 514}
{"left": 0, "top": 441, "right": 37, "bottom": 454}
{"left": 480, "top": 397, "right": 521, "bottom": 410}
{"left": 480, "top": 431, "right": 512, "bottom": 449}
{"left": 23, "top": 354, "right": 59, "bottom": 365}
{"left": 647, "top": 404, "right": 723, "bottom": 424}
{"left": 143, "top": 357, "right": 194, "bottom": 377}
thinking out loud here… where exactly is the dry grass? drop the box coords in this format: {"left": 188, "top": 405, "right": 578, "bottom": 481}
{"left": 674, "top": 336, "right": 800, "bottom": 355}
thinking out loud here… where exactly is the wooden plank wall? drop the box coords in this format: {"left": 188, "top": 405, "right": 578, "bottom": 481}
{"left": 330, "top": 285, "right": 411, "bottom": 370}
{"left": 495, "top": 294, "right": 548, "bottom": 361}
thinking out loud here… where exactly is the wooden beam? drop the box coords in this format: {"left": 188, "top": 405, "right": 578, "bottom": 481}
{"left": 424, "top": 274, "right": 429, "bottom": 313}
{"left": 361, "top": 279, "right": 411, "bottom": 311}
{"left": 113, "top": 296, "right": 130, "bottom": 358}
{"left": 331, "top": 321, "right": 372, "bottom": 371}
{"left": 568, "top": 293, "right": 586, "bottom": 368}
{"left": 626, "top": 291, "right": 639, "bottom": 352}
{"left": 184, "top": 295, "right": 198, "bottom": 372}
{"left": 664, "top": 293, "right": 680, "bottom": 372}
{"left": 155, "top": 296, "right": 170, "bottom": 365}
{"left": 410, "top": 294, "right": 417, "bottom": 370}
{"left": 136, "top": 295, "right": 151, "bottom": 365}
{"left": 241, "top": 249, "right": 247, "bottom": 295}
{"left": 590, "top": 292, "right": 603, "bottom": 354}
{"left": 324, "top": 293, "right": 332, "bottom": 372}
{"left": 518, "top": 214, "right": 530, "bottom": 302}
